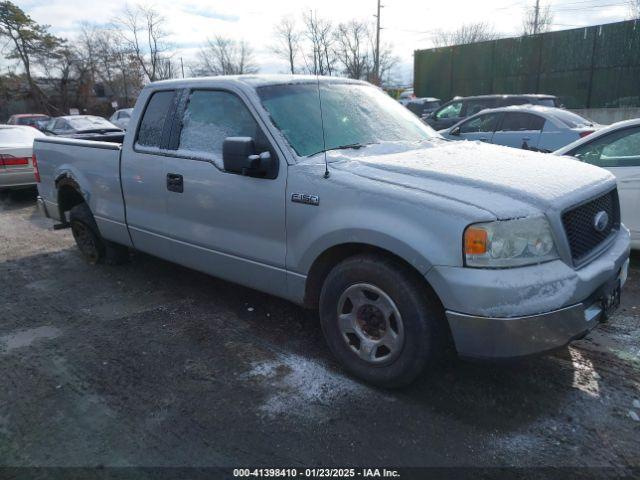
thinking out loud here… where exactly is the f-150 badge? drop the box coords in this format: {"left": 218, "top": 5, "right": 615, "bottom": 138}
{"left": 291, "top": 193, "right": 319, "bottom": 206}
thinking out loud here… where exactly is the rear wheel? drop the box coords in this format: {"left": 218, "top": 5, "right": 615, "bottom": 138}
{"left": 69, "top": 203, "right": 128, "bottom": 265}
{"left": 319, "top": 254, "right": 449, "bottom": 388}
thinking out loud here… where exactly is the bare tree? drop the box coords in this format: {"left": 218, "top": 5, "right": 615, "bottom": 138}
{"left": 432, "top": 22, "right": 499, "bottom": 47}
{"left": 192, "top": 36, "right": 258, "bottom": 76}
{"left": 334, "top": 20, "right": 371, "bottom": 79}
{"left": 114, "top": 5, "right": 173, "bottom": 81}
{"left": 271, "top": 16, "right": 300, "bottom": 74}
{"left": 629, "top": 0, "right": 640, "bottom": 19}
{"left": 302, "top": 11, "right": 336, "bottom": 76}
{"left": 522, "top": 2, "right": 554, "bottom": 36}
{"left": 78, "top": 24, "right": 143, "bottom": 107}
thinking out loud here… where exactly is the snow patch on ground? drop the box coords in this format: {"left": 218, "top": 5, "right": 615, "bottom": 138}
{"left": 245, "top": 353, "right": 383, "bottom": 419}
{"left": 0, "top": 326, "right": 61, "bottom": 353}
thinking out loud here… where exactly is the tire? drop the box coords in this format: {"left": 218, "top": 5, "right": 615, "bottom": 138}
{"left": 69, "top": 203, "right": 129, "bottom": 265}
{"left": 319, "top": 254, "right": 449, "bottom": 388}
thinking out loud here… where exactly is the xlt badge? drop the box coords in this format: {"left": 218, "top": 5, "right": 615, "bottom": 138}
{"left": 291, "top": 193, "right": 319, "bottom": 206}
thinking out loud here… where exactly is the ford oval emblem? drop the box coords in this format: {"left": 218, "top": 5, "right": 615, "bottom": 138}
{"left": 593, "top": 211, "right": 609, "bottom": 232}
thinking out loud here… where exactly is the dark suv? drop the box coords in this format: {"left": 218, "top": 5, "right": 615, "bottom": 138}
{"left": 424, "top": 94, "right": 559, "bottom": 131}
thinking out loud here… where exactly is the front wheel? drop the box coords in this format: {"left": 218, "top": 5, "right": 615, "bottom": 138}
{"left": 319, "top": 254, "right": 449, "bottom": 388}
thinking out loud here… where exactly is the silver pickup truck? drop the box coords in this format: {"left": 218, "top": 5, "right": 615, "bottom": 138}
{"left": 35, "top": 75, "right": 631, "bottom": 387}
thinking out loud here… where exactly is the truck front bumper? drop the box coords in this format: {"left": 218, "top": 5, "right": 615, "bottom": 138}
{"left": 427, "top": 227, "right": 631, "bottom": 359}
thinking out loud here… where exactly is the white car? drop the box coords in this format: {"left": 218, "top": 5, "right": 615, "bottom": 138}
{"left": 109, "top": 108, "right": 134, "bottom": 130}
{"left": 556, "top": 118, "right": 640, "bottom": 250}
{"left": 440, "top": 105, "right": 598, "bottom": 152}
{"left": 0, "top": 125, "right": 44, "bottom": 190}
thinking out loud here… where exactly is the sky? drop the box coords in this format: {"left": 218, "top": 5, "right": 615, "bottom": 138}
{"left": 10, "top": 0, "right": 635, "bottom": 85}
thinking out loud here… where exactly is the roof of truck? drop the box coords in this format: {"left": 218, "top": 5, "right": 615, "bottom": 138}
{"left": 148, "top": 74, "right": 367, "bottom": 89}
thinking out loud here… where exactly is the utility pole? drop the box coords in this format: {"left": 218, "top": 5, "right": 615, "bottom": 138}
{"left": 374, "top": 0, "right": 382, "bottom": 84}
{"left": 180, "top": 57, "right": 185, "bottom": 78}
{"left": 533, "top": 0, "right": 540, "bottom": 35}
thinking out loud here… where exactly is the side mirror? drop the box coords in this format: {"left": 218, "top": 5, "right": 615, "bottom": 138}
{"left": 222, "top": 137, "right": 274, "bottom": 178}
{"left": 450, "top": 126, "right": 461, "bottom": 136}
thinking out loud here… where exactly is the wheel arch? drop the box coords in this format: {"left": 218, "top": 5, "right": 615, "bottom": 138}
{"left": 303, "top": 241, "right": 439, "bottom": 310}
{"left": 55, "top": 173, "right": 87, "bottom": 220}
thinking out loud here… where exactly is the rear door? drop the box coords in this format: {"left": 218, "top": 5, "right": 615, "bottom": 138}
{"left": 162, "top": 88, "right": 288, "bottom": 298}
{"left": 569, "top": 126, "right": 640, "bottom": 244}
{"left": 491, "top": 112, "right": 543, "bottom": 150}
{"left": 120, "top": 89, "right": 179, "bottom": 260}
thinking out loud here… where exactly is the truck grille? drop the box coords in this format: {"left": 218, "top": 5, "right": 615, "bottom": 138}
{"left": 562, "top": 189, "right": 620, "bottom": 264}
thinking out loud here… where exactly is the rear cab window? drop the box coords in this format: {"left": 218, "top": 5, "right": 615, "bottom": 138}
{"left": 136, "top": 90, "right": 177, "bottom": 150}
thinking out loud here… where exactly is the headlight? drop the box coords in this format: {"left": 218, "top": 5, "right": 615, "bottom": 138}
{"left": 464, "top": 217, "right": 559, "bottom": 268}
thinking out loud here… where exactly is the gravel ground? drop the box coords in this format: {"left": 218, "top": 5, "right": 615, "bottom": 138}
{"left": 0, "top": 189, "right": 639, "bottom": 474}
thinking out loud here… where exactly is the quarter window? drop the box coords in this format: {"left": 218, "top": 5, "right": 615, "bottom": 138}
{"left": 136, "top": 90, "right": 175, "bottom": 148}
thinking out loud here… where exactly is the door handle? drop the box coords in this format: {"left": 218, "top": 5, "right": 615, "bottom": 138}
{"left": 166, "top": 173, "right": 183, "bottom": 193}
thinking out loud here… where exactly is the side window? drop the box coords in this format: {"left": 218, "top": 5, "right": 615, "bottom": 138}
{"left": 436, "top": 101, "right": 462, "bottom": 120}
{"left": 54, "top": 119, "right": 68, "bottom": 131}
{"left": 459, "top": 114, "right": 499, "bottom": 134}
{"left": 136, "top": 90, "right": 175, "bottom": 148}
{"left": 572, "top": 127, "right": 640, "bottom": 168}
{"left": 465, "top": 99, "right": 497, "bottom": 116}
{"left": 498, "top": 113, "right": 540, "bottom": 132}
{"left": 177, "top": 90, "right": 264, "bottom": 167}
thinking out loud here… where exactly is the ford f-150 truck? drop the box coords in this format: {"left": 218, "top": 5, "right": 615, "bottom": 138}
{"left": 35, "top": 75, "right": 631, "bottom": 387}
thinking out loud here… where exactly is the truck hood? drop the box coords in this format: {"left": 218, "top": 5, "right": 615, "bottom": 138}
{"left": 328, "top": 140, "right": 616, "bottom": 218}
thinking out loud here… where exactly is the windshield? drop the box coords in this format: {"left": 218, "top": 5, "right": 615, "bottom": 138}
{"left": 0, "top": 127, "right": 43, "bottom": 144}
{"left": 67, "top": 116, "right": 119, "bottom": 131}
{"left": 257, "top": 83, "right": 438, "bottom": 157}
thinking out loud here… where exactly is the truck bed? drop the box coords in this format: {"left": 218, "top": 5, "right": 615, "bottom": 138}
{"left": 34, "top": 137, "right": 130, "bottom": 246}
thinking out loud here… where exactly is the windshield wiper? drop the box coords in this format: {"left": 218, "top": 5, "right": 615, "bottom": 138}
{"left": 310, "top": 142, "right": 375, "bottom": 157}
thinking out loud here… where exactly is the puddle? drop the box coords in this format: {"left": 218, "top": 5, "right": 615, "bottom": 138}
{"left": 0, "top": 326, "right": 61, "bottom": 353}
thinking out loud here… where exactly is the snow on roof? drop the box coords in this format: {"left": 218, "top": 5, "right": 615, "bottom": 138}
{"left": 149, "top": 74, "right": 367, "bottom": 89}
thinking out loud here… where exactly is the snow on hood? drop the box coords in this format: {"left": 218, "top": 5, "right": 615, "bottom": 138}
{"left": 328, "top": 140, "right": 615, "bottom": 218}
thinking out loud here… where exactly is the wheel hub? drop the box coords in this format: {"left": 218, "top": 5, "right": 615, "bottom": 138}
{"left": 356, "top": 304, "right": 386, "bottom": 340}
{"left": 336, "top": 283, "right": 405, "bottom": 364}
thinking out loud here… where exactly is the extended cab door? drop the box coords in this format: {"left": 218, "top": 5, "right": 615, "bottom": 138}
{"left": 120, "top": 89, "right": 178, "bottom": 260}
{"left": 491, "top": 112, "right": 543, "bottom": 150}
{"left": 162, "top": 88, "right": 288, "bottom": 298}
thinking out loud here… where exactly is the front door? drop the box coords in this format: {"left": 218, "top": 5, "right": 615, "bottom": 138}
{"left": 163, "top": 89, "right": 288, "bottom": 297}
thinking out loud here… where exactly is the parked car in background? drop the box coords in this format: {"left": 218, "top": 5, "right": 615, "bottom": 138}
{"left": 44, "top": 115, "right": 124, "bottom": 142}
{"left": 556, "top": 118, "right": 640, "bottom": 250}
{"left": 440, "top": 105, "right": 596, "bottom": 152}
{"left": 398, "top": 88, "right": 415, "bottom": 105}
{"left": 109, "top": 108, "right": 134, "bottom": 130}
{"left": 405, "top": 97, "right": 441, "bottom": 117}
{"left": 0, "top": 125, "right": 44, "bottom": 190}
{"left": 34, "top": 75, "right": 630, "bottom": 387}
{"left": 7, "top": 113, "right": 50, "bottom": 130}
{"left": 424, "top": 94, "right": 560, "bottom": 131}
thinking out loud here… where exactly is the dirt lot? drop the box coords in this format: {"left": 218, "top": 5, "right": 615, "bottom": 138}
{"left": 1, "top": 189, "right": 639, "bottom": 474}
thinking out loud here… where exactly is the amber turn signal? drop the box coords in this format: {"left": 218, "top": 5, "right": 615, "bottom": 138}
{"left": 464, "top": 226, "right": 488, "bottom": 255}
